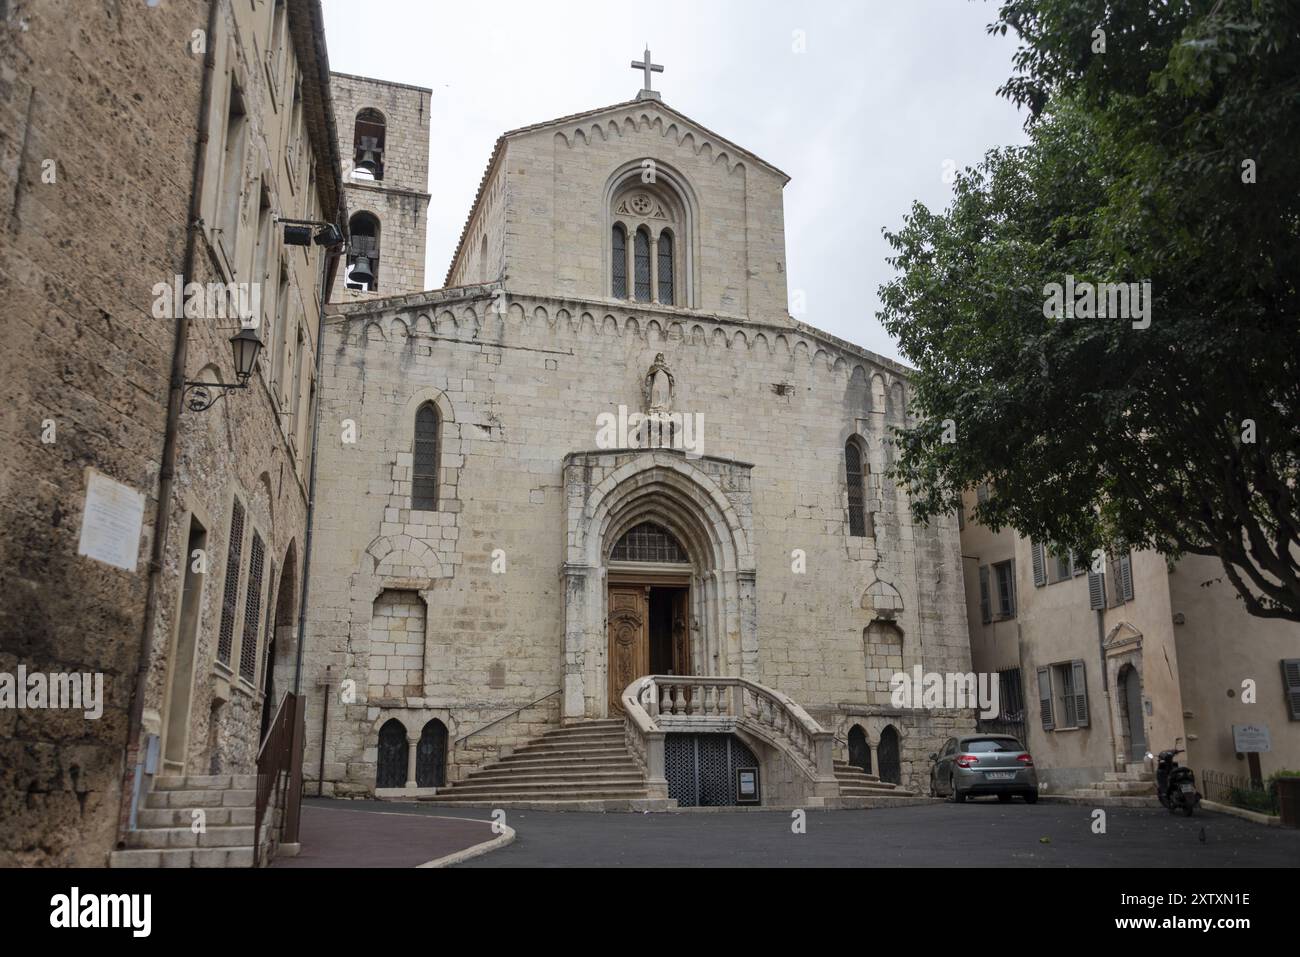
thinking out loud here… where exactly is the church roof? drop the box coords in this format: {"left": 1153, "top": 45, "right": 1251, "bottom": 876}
{"left": 445, "top": 98, "right": 791, "bottom": 287}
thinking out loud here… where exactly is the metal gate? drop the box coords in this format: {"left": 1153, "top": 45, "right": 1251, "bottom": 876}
{"left": 665, "top": 734, "right": 761, "bottom": 807}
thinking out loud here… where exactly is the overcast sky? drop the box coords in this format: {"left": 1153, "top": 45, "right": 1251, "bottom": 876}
{"left": 320, "top": 0, "right": 1028, "bottom": 363}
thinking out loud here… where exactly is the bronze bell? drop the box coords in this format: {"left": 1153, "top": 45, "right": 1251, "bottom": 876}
{"left": 348, "top": 255, "right": 375, "bottom": 288}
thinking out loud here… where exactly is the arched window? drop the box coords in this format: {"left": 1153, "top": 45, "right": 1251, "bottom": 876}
{"left": 845, "top": 439, "right": 869, "bottom": 538}
{"left": 412, "top": 403, "right": 439, "bottom": 511}
{"left": 345, "top": 212, "right": 380, "bottom": 292}
{"left": 415, "top": 719, "right": 448, "bottom": 788}
{"left": 479, "top": 234, "right": 489, "bottom": 283}
{"left": 657, "top": 230, "right": 674, "bottom": 305}
{"left": 352, "top": 108, "right": 386, "bottom": 181}
{"left": 376, "top": 719, "right": 408, "bottom": 789}
{"left": 847, "top": 725, "right": 872, "bottom": 775}
{"left": 610, "top": 522, "right": 687, "bottom": 563}
{"left": 634, "top": 228, "right": 652, "bottom": 302}
{"left": 611, "top": 224, "right": 628, "bottom": 299}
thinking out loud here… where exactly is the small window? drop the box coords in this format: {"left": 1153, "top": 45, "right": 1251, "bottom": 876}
{"left": 1043, "top": 660, "right": 1090, "bottom": 730}
{"left": 217, "top": 499, "right": 246, "bottom": 668}
{"left": 238, "top": 531, "right": 266, "bottom": 683}
{"left": 634, "top": 228, "right": 652, "bottom": 302}
{"left": 657, "top": 230, "right": 674, "bottom": 304}
{"left": 612, "top": 224, "right": 628, "bottom": 299}
{"left": 412, "top": 403, "right": 439, "bottom": 511}
{"left": 993, "top": 560, "right": 1016, "bottom": 618}
{"left": 845, "top": 439, "right": 869, "bottom": 538}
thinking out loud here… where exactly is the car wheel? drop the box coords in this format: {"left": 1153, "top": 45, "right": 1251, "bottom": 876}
{"left": 997, "top": 793, "right": 1012, "bottom": 803}
{"left": 950, "top": 775, "right": 965, "bottom": 803}
{"left": 1024, "top": 790, "right": 1038, "bottom": 805}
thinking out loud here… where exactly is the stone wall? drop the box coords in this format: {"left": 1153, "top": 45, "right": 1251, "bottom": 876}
{"left": 302, "top": 286, "right": 972, "bottom": 796}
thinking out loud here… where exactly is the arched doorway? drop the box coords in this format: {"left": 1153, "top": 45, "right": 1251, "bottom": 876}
{"left": 847, "top": 725, "right": 872, "bottom": 775}
{"left": 878, "top": 725, "right": 901, "bottom": 785}
{"left": 415, "top": 719, "right": 447, "bottom": 788}
{"left": 260, "top": 545, "right": 296, "bottom": 742}
{"left": 1117, "top": 665, "right": 1146, "bottom": 762}
{"left": 376, "top": 719, "right": 408, "bottom": 789}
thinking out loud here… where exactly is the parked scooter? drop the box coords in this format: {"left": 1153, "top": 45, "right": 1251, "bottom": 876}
{"left": 1150, "top": 746, "right": 1201, "bottom": 816}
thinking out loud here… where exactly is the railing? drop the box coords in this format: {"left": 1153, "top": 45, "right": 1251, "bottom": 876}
{"left": 454, "top": 689, "right": 561, "bottom": 746}
{"left": 621, "top": 675, "right": 837, "bottom": 791}
{"left": 1202, "top": 769, "right": 1278, "bottom": 815}
{"left": 254, "top": 691, "right": 305, "bottom": 868}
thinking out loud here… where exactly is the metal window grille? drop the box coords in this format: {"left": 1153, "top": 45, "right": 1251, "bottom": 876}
{"left": 657, "top": 231, "right": 674, "bottom": 304}
{"left": 612, "top": 225, "right": 627, "bottom": 298}
{"left": 238, "top": 532, "right": 266, "bottom": 682}
{"left": 634, "top": 229, "right": 651, "bottom": 301}
{"left": 610, "top": 522, "right": 687, "bottom": 563}
{"left": 217, "top": 499, "right": 245, "bottom": 666}
{"left": 845, "top": 441, "right": 866, "bottom": 537}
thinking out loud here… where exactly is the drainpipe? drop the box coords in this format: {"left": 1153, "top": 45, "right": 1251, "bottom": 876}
{"left": 121, "top": 0, "right": 220, "bottom": 841}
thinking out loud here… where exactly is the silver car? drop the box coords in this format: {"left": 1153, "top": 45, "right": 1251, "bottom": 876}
{"left": 929, "top": 735, "right": 1039, "bottom": 803}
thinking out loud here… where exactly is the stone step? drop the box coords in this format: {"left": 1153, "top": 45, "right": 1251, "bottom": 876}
{"left": 136, "top": 806, "right": 258, "bottom": 828}
{"left": 486, "top": 756, "right": 639, "bottom": 772}
{"left": 468, "top": 762, "right": 640, "bottom": 778}
{"left": 109, "top": 846, "right": 256, "bottom": 868}
{"left": 834, "top": 770, "right": 889, "bottom": 784}
{"left": 153, "top": 774, "right": 259, "bottom": 791}
{"left": 429, "top": 788, "right": 650, "bottom": 802}
{"left": 1084, "top": 781, "right": 1154, "bottom": 794}
{"left": 443, "top": 778, "right": 648, "bottom": 795}
{"left": 504, "top": 744, "right": 632, "bottom": 760}
{"left": 460, "top": 770, "right": 646, "bottom": 787}
{"left": 535, "top": 731, "right": 627, "bottom": 745}
{"left": 145, "top": 788, "right": 256, "bottom": 809}
{"left": 124, "top": 825, "right": 255, "bottom": 850}
{"left": 1105, "top": 771, "right": 1155, "bottom": 783}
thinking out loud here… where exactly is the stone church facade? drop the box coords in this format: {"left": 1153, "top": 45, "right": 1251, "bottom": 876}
{"left": 303, "top": 86, "right": 974, "bottom": 802}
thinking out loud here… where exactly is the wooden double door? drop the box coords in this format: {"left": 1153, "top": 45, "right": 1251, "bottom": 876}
{"left": 608, "top": 584, "right": 690, "bottom": 715}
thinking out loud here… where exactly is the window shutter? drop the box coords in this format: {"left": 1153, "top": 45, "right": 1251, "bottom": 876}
{"left": 1071, "top": 659, "right": 1090, "bottom": 727}
{"left": 1087, "top": 566, "right": 1106, "bottom": 610}
{"left": 978, "top": 566, "right": 991, "bottom": 624}
{"left": 1031, "top": 541, "right": 1046, "bottom": 587}
{"left": 1037, "top": 666, "right": 1054, "bottom": 730}
{"left": 1008, "top": 558, "right": 1018, "bottom": 616}
{"left": 1119, "top": 552, "right": 1135, "bottom": 602}
{"left": 1072, "top": 550, "right": 1086, "bottom": 576}
{"left": 1282, "top": 660, "right": 1300, "bottom": 721}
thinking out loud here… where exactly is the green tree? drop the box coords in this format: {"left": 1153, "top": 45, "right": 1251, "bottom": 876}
{"left": 879, "top": 0, "right": 1300, "bottom": 621}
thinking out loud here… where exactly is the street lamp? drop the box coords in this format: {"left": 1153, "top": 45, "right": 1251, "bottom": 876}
{"left": 183, "top": 328, "right": 264, "bottom": 413}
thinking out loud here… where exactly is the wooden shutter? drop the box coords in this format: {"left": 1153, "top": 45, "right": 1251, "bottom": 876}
{"left": 978, "top": 566, "right": 991, "bottom": 624}
{"left": 1037, "top": 666, "right": 1054, "bottom": 730}
{"left": 1087, "top": 566, "right": 1106, "bottom": 610}
{"left": 1071, "top": 659, "right": 1090, "bottom": 727}
{"left": 1118, "top": 552, "right": 1135, "bottom": 602}
{"left": 1031, "top": 541, "right": 1046, "bottom": 587}
{"left": 1282, "top": 660, "right": 1300, "bottom": 720}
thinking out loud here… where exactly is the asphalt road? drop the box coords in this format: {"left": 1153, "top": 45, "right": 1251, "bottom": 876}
{"left": 305, "top": 798, "right": 1300, "bottom": 868}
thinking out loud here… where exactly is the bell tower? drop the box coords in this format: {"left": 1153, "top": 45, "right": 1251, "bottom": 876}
{"left": 329, "top": 72, "right": 431, "bottom": 301}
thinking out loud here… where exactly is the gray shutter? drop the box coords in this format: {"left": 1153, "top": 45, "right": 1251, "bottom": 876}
{"left": 1072, "top": 549, "right": 1086, "bottom": 576}
{"left": 1008, "top": 558, "right": 1018, "bottom": 616}
{"left": 1087, "top": 566, "right": 1106, "bottom": 610}
{"left": 1037, "top": 666, "right": 1054, "bottom": 730}
{"left": 1119, "top": 552, "right": 1135, "bottom": 602}
{"left": 1031, "top": 541, "right": 1046, "bottom": 587}
{"left": 978, "top": 566, "right": 991, "bottom": 624}
{"left": 1072, "top": 659, "right": 1089, "bottom": 727}
{"left": 1282, "top": 660, "right": 1300, "bottom": 720}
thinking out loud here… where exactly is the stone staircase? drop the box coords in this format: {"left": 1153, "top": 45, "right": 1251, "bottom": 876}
{"left": 423, "top": 719, "right": 671, "bottom": 809}
{"left": 109, "top": 774, "right": 274, "bottom": 868}
{"left": 833, "top": 760, "right": 914, "bottom": 798}
{"left": 1045, "top": 764, "right": 1160, "bottom": 807}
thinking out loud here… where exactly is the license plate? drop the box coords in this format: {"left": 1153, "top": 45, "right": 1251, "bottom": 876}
{"left": 987, "top": 771, "right": 1015, "bottom": 780}
{"left": 1179, "top": 783, "right": 1195, "bottom": 792}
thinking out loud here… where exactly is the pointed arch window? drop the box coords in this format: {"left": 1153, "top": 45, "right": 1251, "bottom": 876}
{"left": 610, "top": 522, "right": 687, "bottom": 564}
{"left": 611, "top": 224, "right": 628, "bottom": 299}
{"left": 845, "top": 438, "right": 871, "bottom": 538}
{"left": 634, "top": 228, "right": 652, "bottom": 302}
{"left": 412, "top": 403, "right": 439, "bottom": 511}
{"left": 658, "top": 230, "right": 674, "bottom": 305}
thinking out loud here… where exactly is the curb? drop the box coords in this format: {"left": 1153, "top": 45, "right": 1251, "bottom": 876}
{"left": 1201, "top": 800, "right": 1281, "bottom": 827}
{"left": 418, "top": 824, "right": 516, "bottom": 868}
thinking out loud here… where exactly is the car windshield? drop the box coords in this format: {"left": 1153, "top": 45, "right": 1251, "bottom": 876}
{"left": 963, "top": 738, "right": 1023, "bottom": 753}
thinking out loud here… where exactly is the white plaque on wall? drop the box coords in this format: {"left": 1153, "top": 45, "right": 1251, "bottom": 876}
{"left": 77, "top": 469, "right": 146, "bottom": 572}
{"left": 1232, "top": 724, "right": 1271, "bottom": 753}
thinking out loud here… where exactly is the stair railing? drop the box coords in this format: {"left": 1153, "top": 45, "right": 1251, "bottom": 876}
{"left": 254, "top": 691, "right": 305, "bottom": 868}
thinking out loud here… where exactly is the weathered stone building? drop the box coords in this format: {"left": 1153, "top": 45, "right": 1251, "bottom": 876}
{"left": 0, "top": 0, "right": 342, "bottom": 865}
{"left": 302, "top": 71, "right": 975, "bottom": 806}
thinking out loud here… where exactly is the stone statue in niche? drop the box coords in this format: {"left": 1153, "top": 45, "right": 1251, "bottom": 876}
{"left": 645, "top": 353, "right": 674, "bottom": 413}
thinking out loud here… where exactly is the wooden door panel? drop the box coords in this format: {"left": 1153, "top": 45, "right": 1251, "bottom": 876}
{"left": 608, "top": 587, "right": 648, "bottom": 715}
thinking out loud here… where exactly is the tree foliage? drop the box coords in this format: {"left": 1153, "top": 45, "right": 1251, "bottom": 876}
{"left": 879, "top": 0, "right": 1300, "bottom": 620}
